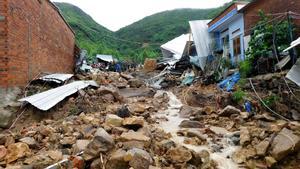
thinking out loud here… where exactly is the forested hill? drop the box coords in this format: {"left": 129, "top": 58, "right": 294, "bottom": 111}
{"left": 55, "top": 2, "right": 231, "bottom": 62}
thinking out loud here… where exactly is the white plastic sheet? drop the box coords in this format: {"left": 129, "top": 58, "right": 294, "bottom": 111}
{"left": 96, "top": 54, "right": 114, "bottom": 63}
{"left": 284, "top": 37, "right": 300, "bottom": 52}
{"left": 161, "top": 34, "right": 191, "bottom": 60}
{"left": 286, "top": 58, "right": 300, "bottom": 87}
{"left": 189, "top": 20, "right": 212, "bottom": 71}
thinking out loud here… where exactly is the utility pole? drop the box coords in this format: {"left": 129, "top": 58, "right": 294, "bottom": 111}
{"left": 287, "top": 11, "right": 297, "bottom": 64}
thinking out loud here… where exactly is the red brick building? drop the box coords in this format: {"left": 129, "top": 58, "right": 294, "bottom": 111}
{"left": 242, "top": 0, "right": 300, "bottom": 36}
{"left": 0, "top": 0, "right": 75, "bottom": 88}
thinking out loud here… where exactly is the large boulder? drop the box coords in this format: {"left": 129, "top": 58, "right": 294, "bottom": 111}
{"left": 270, "top": 128, "right": 300, "bottom": 160}
{"left": 83, "top": 128, "right": 115, "bottom": 161}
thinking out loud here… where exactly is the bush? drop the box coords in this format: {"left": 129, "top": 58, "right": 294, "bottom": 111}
{"left": 233, "top": 89, "right": 246, "bottom": 104}
{"left": 239, "top": 59, "right": 252, "bottom": 78}
{"left": 262, "top": 94, "right": 280, "bottom": 108}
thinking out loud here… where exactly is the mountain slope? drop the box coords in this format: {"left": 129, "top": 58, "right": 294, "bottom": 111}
{"left": 55, "top": 2, "right": 231, "bottom": 61}
{"left": 54, "top": 2, "right": 120, "bottom": 59}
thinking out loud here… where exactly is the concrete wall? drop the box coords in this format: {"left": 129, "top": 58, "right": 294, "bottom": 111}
{"left": 0, "top": 0, "right": 75, "bottom": 87}
{"left": 228, "top": 14, "right": 245, "bottom": 63}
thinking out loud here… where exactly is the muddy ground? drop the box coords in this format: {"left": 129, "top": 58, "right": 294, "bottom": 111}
{"left": 0, "top": 70, "right": 300, "bottom": 169}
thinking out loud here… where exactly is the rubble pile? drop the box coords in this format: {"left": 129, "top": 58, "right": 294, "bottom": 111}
{"left": 0, "top": 70, "right": 299, "bottom": 169}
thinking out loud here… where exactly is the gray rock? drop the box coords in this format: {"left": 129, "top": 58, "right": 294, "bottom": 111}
{"left": 19, "top": 137, "right": 37, "bottom": 148}
{"left": 83, "top": 128, "right": 115, "bottom": 161}
{"left": 125, "top": 148, "right": 153, "bottom": 169}
{"left": 73, "top": 140, "right": 90, "bottom": 154}
{"left": 219, "top": 105, "right": 241, "bottom": 117}
{"left": 270, "top": 128, "right": 300, "bottom": 160}
{"left": 179, "top": 120, "right": 204, "bottom": 128}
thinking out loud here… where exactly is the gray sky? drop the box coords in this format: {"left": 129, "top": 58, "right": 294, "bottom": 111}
{"left": 52, "top": 0, "right": 231, "bottom": 31}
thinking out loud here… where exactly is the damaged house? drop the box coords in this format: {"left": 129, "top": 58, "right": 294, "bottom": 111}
{"left": 0, "top": 0, "right": 76, "bottom": 89}
{"left": 208, "top": 1, "right": 248, "bottom": 65}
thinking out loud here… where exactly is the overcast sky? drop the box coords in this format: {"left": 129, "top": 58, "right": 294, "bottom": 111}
{"left": 52, "top": 0, "right": 231, "bottom": 31}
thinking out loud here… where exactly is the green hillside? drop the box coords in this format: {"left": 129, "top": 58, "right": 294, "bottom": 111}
{"left": 54, "top": 2, "right": 121, "bottom": 60}
{"left": 55, "top": 2, "right": 231, "bottom": 62}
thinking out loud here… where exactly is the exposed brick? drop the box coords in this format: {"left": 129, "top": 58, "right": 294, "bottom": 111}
{"left": 0, "top": 0, "right": 75, "bottom": 87}
{"left": 243, "top": 0, "right": 300, "bottom": 36}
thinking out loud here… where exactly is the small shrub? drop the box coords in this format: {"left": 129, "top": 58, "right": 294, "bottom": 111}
{"left": 237, "top": 78, "right": 248, "bottom": 88}
{"left": 239, "top": 59, "right": 252, "bottom": 78}
{"left": 262, "top": 94, "right": 280, "bottom": 108}
{"left": 233, "top": 89, "right": 246, "bottom": 104}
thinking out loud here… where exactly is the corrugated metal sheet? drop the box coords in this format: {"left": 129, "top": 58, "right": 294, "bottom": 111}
{"left": 19, "top": 81, "right": 99, "bottom": 111}
{"left": 286, "top": 58, "right": 300, "bottom": 87}
{"left": 39, "top": 74, "right": 73, "bottom": 83}
{"left": 96, "top": 54, "right": 114, "bottom": 63}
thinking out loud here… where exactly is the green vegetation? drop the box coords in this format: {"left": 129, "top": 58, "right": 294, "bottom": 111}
{"left": 54, "top": 2, "right": 231, "bottom": 62}
{"left": 262, "top": 94, "right": 280, "bottom": 108}
{"left": 233, "top": 89, "right": 246, "bottom": 104}
{"left": 245, "top": 11, "right": 291, "bottom": 75}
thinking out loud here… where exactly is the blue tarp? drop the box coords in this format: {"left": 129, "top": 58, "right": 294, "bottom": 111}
{"left": 218, "top": 72, "right": 240, "bottom": 92}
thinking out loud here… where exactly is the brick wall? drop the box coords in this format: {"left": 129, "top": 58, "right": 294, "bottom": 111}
{"left": 1, "top": 0, "right": 75, "bottom": 87}
{"left": 0, "top": 0, "right": 8, "bottom": 87}
{"left": 244, "top": 0, "right": 300, "bottom": 36}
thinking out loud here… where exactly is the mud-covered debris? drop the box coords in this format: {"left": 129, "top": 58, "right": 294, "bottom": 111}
{"left": 128, "top": 78, "right": 145, "bottom": 88}
{"left": 97, "top": 86, "right": 125, "bottom": 102}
